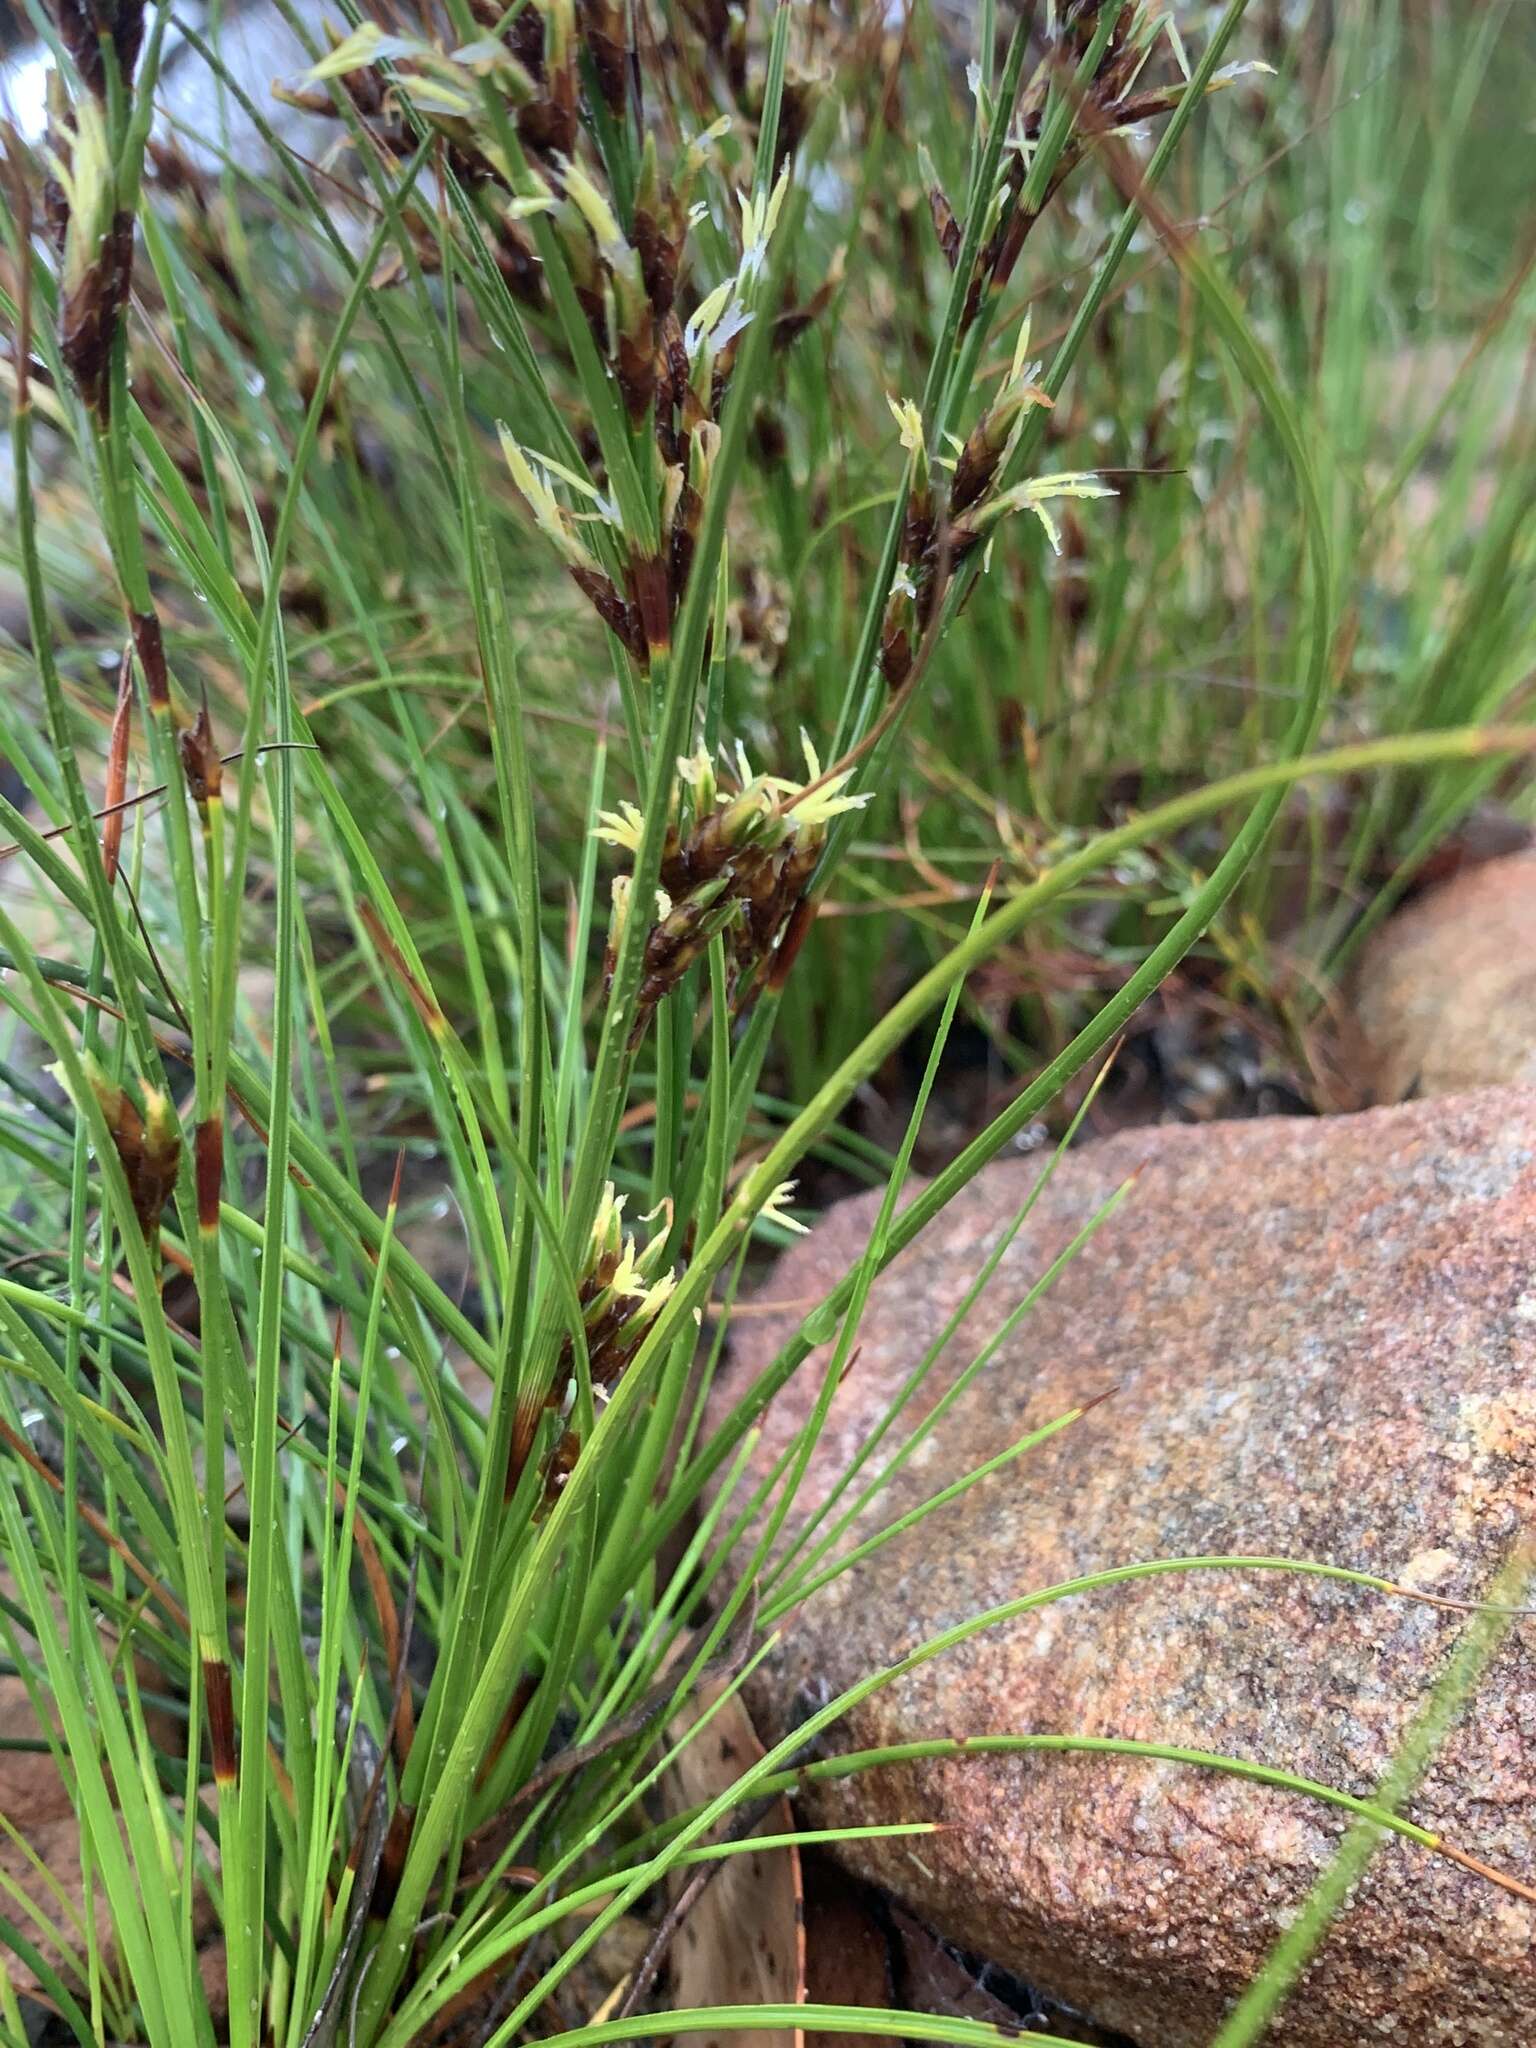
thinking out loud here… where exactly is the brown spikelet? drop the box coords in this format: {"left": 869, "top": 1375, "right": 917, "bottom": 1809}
{"left": 929, "top": 182, "right": 961, "bottom": 268}
{"left": 55, "top": 0, "right": 108, "bottom": 100}
{"left": 668, "top": 479, "right": 702, "bottom": 605}
{"left": 901, "top": 490, "right": 934, "bottom": 568}
{"left": 507, "top": 2, "right": 545, "bottom": 73}
{"left": 634, "top": 209, "right": 683, "bottom": 321}
{"left": 60, "top": 209, "right": 134, "bottom": 422}
{"left": 493, "top": 213, "right": 544, "bottom": 308}
{"left": 583, "top": 3, "right": 629, "bottom": 114}
{"left": 518, "top": 94, "right": 577, "bottom": 161}
{"left": 950, "top": 429, "right": 1002, "bottom": 519}
{"left": 55, "top": 0, "right": 146, "bottom": 99}
{"left": 178, "top": 700, "right": 222, "bottom": 809}
{"left": 879, "top": 618, "right": 914, "bottom": 691}
{"left": 111, "top": 1, "right": 146, "bottom": 90}
{"left": 134, "top": 1119, "right": 180, "bottom": 1242}
{"left": 777, "top": 73, "right": 814, "bottom": 163}
{"left": 88, "top": 1071, "right": 179, "bottom": 1241}
{"left": 627, "top": 551, "right": 672, "bottom": 655}
{"left": 570, "top": 564, "right": 645, "bottom": 661}
{"left": 985, "top": 196, "right": 1039, "bottom": 301}
{"left": 660, "top": 312, "right": 690, "bottom": 411}
{"left": 617, "top": 322, "right": 657, "bottom": 421}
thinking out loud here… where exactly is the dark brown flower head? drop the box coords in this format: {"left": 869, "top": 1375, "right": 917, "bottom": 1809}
{"left": 51, "top": 0, "right": 145, "bottom": 101}
{"left": 580, "top": 0, "right": 629, "bottom": 115}
{"left": 633, "top": 134, "right": 687, "bottom": 318}
{"left": 178, "top": 702, "right": 222, "bottom": 812}
{"left": 598, "top": 736, "right": 867, "bottom": 1029}
{"left": 79, "top": 1058, "right": 181, "bottom": 1242}
{"left": 47, "top": 90, "right": 135, "bottom": 419}
{"left": 925, "top": 163, "right": 961, "bottom": 269}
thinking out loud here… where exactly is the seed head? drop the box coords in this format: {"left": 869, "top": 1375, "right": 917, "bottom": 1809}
{"left": 64, "top": 1054, "right": 182, "bottom": 1243}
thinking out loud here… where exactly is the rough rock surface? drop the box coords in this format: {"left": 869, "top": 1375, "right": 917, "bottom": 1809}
{"left": 716, "top": 1093, "right": 1536, "bottom": 2048}
{"left": 1354, "top": 852, "right": 1536, "bottom": 1101}
{"left": 0, "top": 1676, "right": 97, "bottom": 1999}
{"left": 0, "top": 1667, "right": 219, "bottom": 2016}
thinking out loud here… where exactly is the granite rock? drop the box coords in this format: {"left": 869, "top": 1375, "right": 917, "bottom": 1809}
{"left": 716, "top": 1093, "right": 1536, "bottom": 2047}
{"left": 1354, "top": 852, "right": 1536, "bottom": 1101}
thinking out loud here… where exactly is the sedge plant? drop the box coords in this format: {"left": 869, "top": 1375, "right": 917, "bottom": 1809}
{"left": 0, "top": 2, "right": 1532, "bottom": 2045}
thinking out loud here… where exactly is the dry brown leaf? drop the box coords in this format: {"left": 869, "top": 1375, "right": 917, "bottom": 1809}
{"left": 665, "top": 1677, "right": 805, "bottom": 2048}
{"left": 801, "top": 1849, "right": 893, "bottom": 2048}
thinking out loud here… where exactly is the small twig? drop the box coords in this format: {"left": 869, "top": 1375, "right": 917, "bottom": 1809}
{"left": 116, "top": 864, "right": 193, "bottom": 1035}
{"left": 0, "top": 746, "right": 319, "bottom": 865}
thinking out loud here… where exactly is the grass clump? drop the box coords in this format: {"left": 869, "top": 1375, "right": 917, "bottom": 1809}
{"left": 0, "top": 1, "right": 1531, "bottom": 2045}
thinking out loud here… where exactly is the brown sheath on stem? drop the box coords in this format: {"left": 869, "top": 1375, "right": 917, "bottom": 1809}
{"left": 627, "top": 551, "right": 673, "bottom": 655}
{"left": 503, "top": 1398, "right": 541, "bottom": 1503}
{"left": 195, "top": 1116, "right": 223, "bottom": 1231}
{"left": 369, "top": 1801, "right": 415, "bottom": 1916}
{"left": 204, "top": 1656, "right": 238, "bottom": 1786}
{"left": 130, "top": 607, "right": 170, "bottom": 710}
{"left": 767, "top": 893, "right": 818, "bottom": 992}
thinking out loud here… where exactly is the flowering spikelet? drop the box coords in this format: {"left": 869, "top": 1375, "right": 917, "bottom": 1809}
{"left": 920, "top": 144, "right": 961, "bottom": 268}
{"left": 513, "top": 1181, "right": 679, "bottom": 1505}
{"left": 47, "top": 94, "right": 133, "bottom": 421}
{"left": 595, "top": 800, "right": 645, "bottom": 854}
{"left": 878, "top": 327, "right": 1111, "bottom": 687}
{"left": 949, "top": 319, "right": 1052, "bottom": 517}
{"left": 596, "top": 733, "right": 869, "bottom": 1037}
{"left": 958, "top": 2, "right": 1273, "bottom": 331}
{"left": 51, "top": 1055, "right": 181, "bottom": 1249}
{"left": 276, "top": 0, "right": 841, "bottom": 675}
{"left": 53, "top": 0, "right": 146, "bottom": 102}
{"left": 957, "top": 471, "right": 1117, "bottom": 558}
